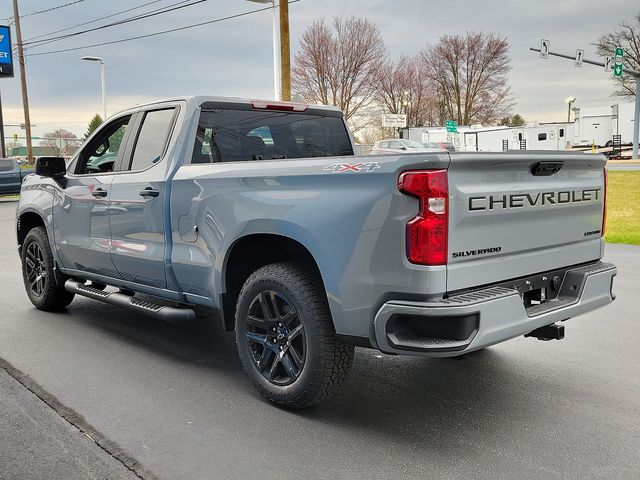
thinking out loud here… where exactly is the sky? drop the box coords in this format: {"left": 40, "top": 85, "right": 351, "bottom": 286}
{"left": 0, "top": 0, "right": 638, "bottom": 139}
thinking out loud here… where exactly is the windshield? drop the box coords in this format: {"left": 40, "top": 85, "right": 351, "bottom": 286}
{"left": 401, "top": 140, "right": 426, "bottom": 149}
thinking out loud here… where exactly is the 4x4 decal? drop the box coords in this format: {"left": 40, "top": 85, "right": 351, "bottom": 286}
{"left": 323, "top": 162, "right": 381, "bottom": 173}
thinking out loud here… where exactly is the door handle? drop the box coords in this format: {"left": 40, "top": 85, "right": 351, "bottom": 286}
{"left": 91, "top": 188, "right": 108, "bottom": 198}
{"left": 139, "top": 187, "right": 160, "bottom": 198}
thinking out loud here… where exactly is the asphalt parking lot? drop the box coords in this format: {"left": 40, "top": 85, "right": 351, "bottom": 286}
{"left": 0, "top": 200, "right": 639, "bottom": 480}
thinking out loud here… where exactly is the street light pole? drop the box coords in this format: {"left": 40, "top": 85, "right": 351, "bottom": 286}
{"left": 81, "top": 56, "right": 107, "bottom": 120}
{"left": 566, "top": 97, "right": 575, "bottom": 123}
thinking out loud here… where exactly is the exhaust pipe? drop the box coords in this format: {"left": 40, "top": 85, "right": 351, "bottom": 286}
{"left": 525, "top": 323, "right": 565, "bottom": 341}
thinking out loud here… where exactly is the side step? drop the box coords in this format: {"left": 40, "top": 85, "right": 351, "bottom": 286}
{"left": 65, "top": 279, "right": 196, "bottom": 323}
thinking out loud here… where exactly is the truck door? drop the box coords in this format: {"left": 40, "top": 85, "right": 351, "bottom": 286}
{"left": 53, "top": 114, "right": 134, "bottom": 276}
{"left": 107, "top": 107, "right": 178, "bottom": 289}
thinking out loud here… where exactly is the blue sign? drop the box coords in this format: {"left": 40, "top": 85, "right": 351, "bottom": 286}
{"left": 0, "top": 25, "right": 14, "bottom": 78}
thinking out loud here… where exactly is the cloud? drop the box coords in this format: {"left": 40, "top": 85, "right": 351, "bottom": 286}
{"left": 1, "top": 0, "right": 637, "bottom": 135}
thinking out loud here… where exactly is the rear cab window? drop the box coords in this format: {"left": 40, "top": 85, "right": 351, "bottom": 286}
{"left": 125, "top": 108, "right": 177, "bottom": 172}
{"left": 191, "top": 103, "right": 353, "bottom": 164}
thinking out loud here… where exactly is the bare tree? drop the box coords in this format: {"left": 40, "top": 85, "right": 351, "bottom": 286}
{"left": 594, "top": 12, "right": 640, "bottom": 98}
{"left": 420, "top": 32, "right": 514, "bottom": 125}
{"left": 292, "top": 16, "right": 387, "bottom": 126}
{"left": 40, "top": 129, "right": 81, "bottom": 157}
{"left": 374, "top": 55, "right": 438, "bottom": 127}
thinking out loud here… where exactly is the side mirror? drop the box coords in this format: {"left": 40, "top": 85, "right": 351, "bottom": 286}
{"left": 400, "top": 145, "right": 408, "bottom": 150}
{"left": 35, "top": 157, "right": 66, "bottom": 178}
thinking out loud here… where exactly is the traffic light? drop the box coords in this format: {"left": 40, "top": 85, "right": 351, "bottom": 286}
{"left": 13, "top": 133, "right": 18, "bottom": 142}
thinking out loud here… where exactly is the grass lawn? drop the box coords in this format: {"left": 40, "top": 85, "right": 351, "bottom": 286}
{"left": 606, "top": 170, "right": 640, "bottom": 245}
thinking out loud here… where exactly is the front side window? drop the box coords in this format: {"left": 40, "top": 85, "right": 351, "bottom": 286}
{"left": 191, "top": 108, "right": 353, "bottom": 164}
{"left": 538, "top": 133, "right": 547, "bottom": 141}
{"left": 127, "top": 108, "right": 176, "bottom": 172}
{"left": 75, "top": 115, "right": 131, "bottom": 175}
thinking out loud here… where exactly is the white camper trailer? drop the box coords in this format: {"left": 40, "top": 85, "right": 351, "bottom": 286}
{"left": 573, "top": 106, "right": 613, "bottom": 147}
{"left": 611, "top": 102, "right": 636, "bottom": 145}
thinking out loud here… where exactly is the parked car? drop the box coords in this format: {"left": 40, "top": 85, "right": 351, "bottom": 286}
{"left": 369, "top": 138, "right": 442, "bottom": 154}
{"left": 423, "top": 140, "right": 456, "bottom": 153}
{"left": 0, "top": 158, "right": 32, "bottom": 195}
{"left": 17, "top": 96, "right": 616, "bottom": 408}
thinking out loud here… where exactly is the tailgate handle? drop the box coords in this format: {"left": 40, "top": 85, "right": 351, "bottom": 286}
{"left": 530, "top": 161, "right": 564, "bottom": 176}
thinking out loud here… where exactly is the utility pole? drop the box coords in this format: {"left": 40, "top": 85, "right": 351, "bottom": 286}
{"left": 279, "top": 0, "right": 291, "bottom": 101}
{"left": 0, "top": 91, "right": 5, "bottom": 157}
{"left": 12, "top": 0, "right": 34, "bottom": 164}
{"left": 531, "top": 46, "right": 640, "bottom": 160}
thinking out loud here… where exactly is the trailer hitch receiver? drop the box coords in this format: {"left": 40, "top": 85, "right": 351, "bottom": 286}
{"left": 525, "top": 323, "right": 565, "bottom": 341}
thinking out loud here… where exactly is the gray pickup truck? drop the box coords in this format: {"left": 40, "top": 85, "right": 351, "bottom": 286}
{"left": 17, "top": 96, "right": 616, "bottom": 408}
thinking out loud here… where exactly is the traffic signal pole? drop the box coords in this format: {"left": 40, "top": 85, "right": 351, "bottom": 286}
{"left": 530, "top": 47, "right": 640, "bottom": 160}
{"left": 634, "top": 78, "right": 640, "bottom": 161}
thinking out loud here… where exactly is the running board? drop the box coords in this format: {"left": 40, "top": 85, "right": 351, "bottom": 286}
{"left": 64, "top": 279, "right": 196, "bottom": 323}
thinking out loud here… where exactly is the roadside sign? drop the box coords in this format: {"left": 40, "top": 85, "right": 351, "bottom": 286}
{"left": 540, "top": 39, "right": 550, "bottom": 59}
{"left": 604, "top": 56, "right": 613, "bottom": 72}
{"left": 382, "top": 113, "right": 407, "bottom": 128}
{"left": 575, "top": 49, "right": 584, "bottom": 67}
{"left": 0, "top": 25, "right": 14, "bottom": 78}
{"left": 614, "top": 63, "right": 623, "bottom": 77}
{"left": 445, "top": 120, "right": 458, "bottom": 133}
{"left": 614, "top": 47, "right": 623, "bottom": 77}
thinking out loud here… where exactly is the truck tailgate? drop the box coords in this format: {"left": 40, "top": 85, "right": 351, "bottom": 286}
{"left": 446, "top": 152, "right": 606, "bottom": 292}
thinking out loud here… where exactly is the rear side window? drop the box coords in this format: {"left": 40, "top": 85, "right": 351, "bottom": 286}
{"left": 0, "top": 159, "right": 14, "bottom": 171}
{"left": 127, "top": 108, "right": 176, "bottom": 171}
{"left": 191, "top": 108, "right": 353, "bottom": 164}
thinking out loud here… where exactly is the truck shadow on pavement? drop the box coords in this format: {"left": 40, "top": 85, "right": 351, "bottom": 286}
{"left": 62, "top": 296, "right": 530, "bottom": 452}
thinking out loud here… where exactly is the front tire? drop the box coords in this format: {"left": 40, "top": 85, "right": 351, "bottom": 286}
{"left": 235, "top": 262, "right": 354, "bottom": 408}
{"left": 21, "top": 227, "right": 74, "bottom": 311}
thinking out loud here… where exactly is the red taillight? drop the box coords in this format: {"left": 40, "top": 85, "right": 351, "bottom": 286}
{"left": 251, "top": 100, "right": 308, "bottom": 112}
{"left": 602, "top": 167, "right": 608, "bottom": 236}
{"left": 398, "top": 170, "right": 448, "bottom": 265}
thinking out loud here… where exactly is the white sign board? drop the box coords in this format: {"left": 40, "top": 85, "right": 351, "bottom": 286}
{"left": 382, "top": 113, "right": 407, "bottom": 128}
{"left": 540, "top": 39, "right": 550, "bottom": 59}
{"left": 604, "top": 56, "right": 613, "bottom": 72}
{"left": 575, "top": 49, "right": 584, "bottom": 67}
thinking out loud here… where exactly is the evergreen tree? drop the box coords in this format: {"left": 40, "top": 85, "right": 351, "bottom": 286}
{"left": 84, "top": 114, "right": 103, "bottom": 140}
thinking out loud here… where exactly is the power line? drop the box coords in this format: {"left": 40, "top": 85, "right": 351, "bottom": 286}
{"left": 23, "top": 0, "right": 166, "bottom": 43}
{"left": 4, "top": 0, "right": 87, "bottom": 22}
{"left": 25, "top": 1, "right": 301, "bottom": 57}
{"left": 24, "top": 0, "right": 200, "bottom": 48}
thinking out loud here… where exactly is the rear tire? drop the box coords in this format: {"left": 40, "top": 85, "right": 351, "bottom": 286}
{"left": 235, "top": 262, "right": 354, "bottom": 408}
{"left": 21, "top": 227, "right": 74, "bottom": 311}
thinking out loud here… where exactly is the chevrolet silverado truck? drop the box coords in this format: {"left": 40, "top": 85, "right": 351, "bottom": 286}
{"left": 17, "top": 96, "right": 616, "bottom": 408}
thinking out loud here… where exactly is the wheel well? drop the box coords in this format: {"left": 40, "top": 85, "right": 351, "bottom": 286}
{"left": 221, "top": 234, "right": 323, "bottom": 331}
{"left": 17, "top": 212, "right": 46, "bottom": 249}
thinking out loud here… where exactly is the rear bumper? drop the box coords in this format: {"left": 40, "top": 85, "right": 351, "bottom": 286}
{"left": 373, "top": 261, "right": 616, "bottom": 357}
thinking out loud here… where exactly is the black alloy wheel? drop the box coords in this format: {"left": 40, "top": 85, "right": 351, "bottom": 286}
{"left": 245, "top": 290, "right": 306, "bottom": 386}
{"left": 24, "top": 241, "right": 47, "bottom": 297}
